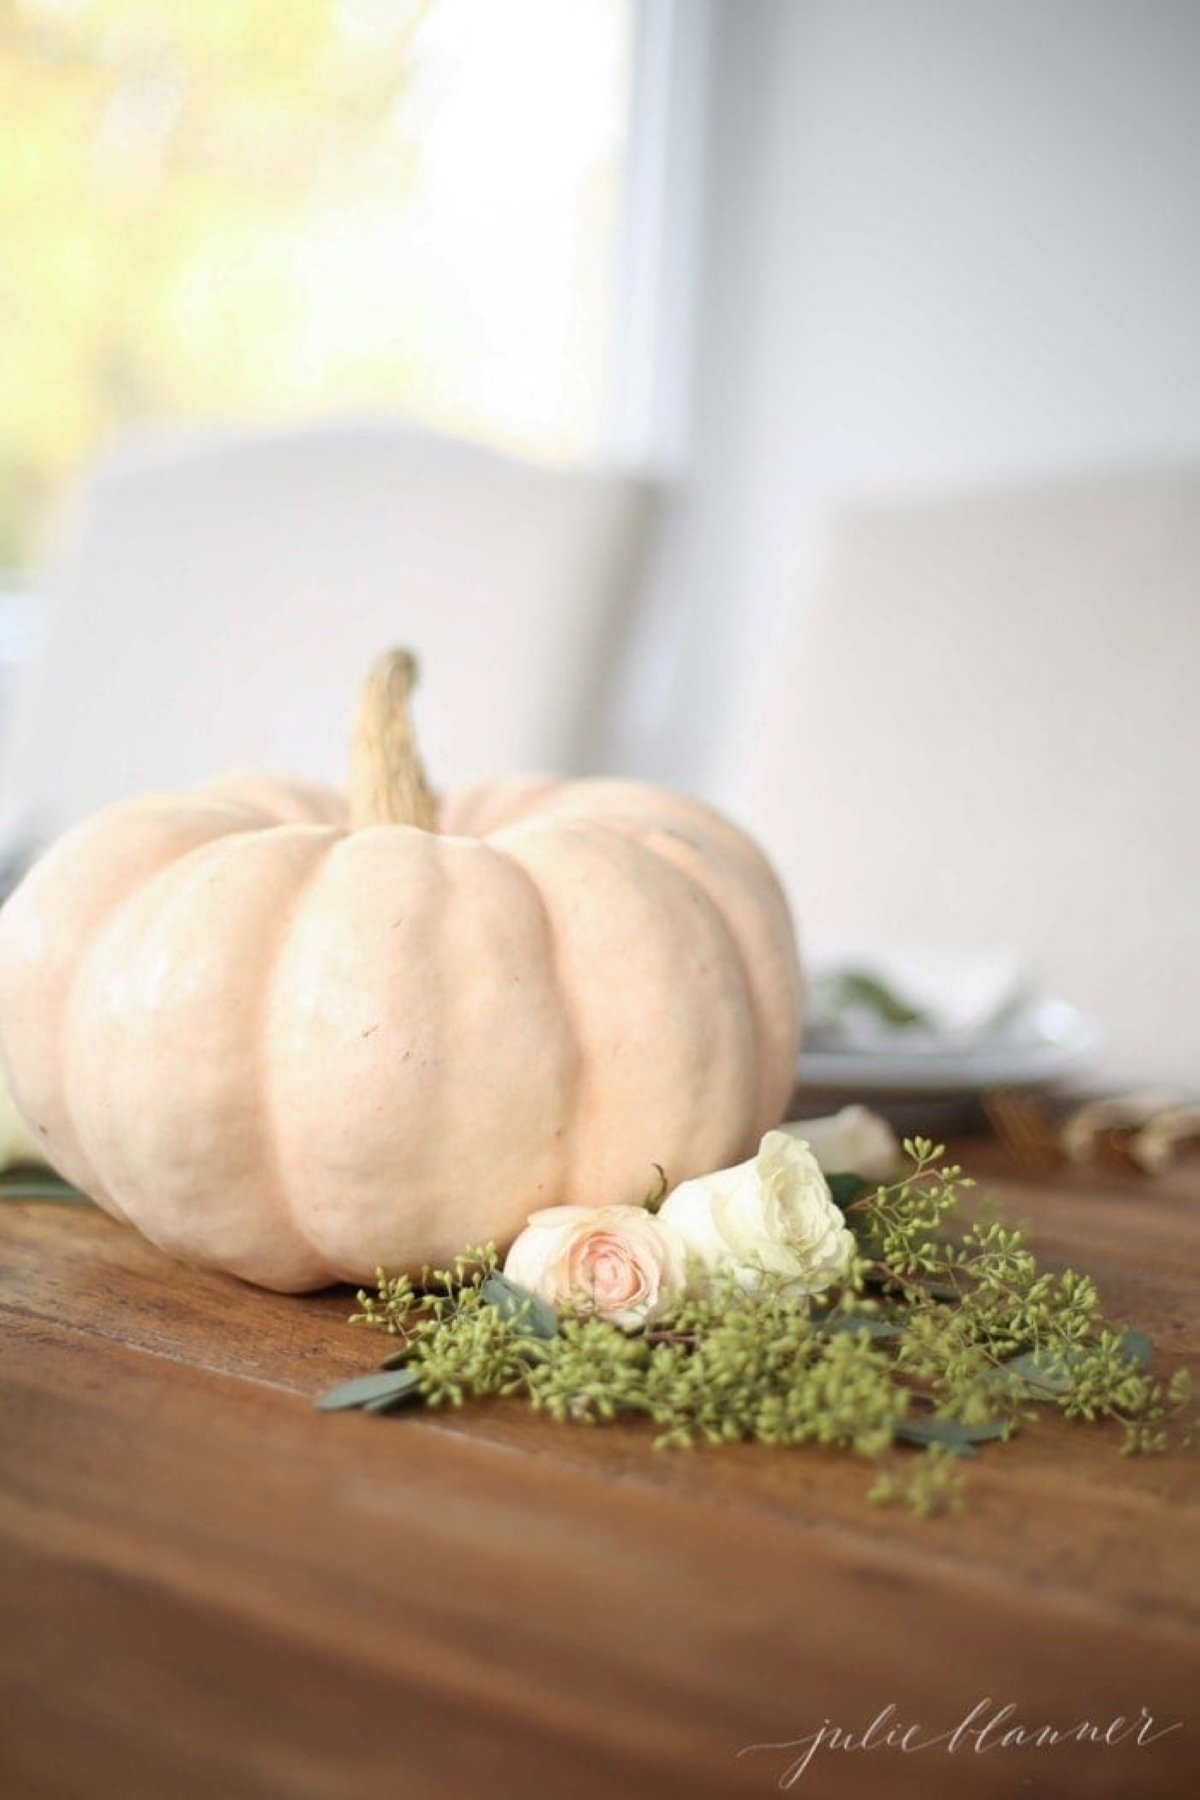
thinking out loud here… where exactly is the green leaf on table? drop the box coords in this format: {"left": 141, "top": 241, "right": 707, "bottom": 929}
{"left": 996, "top": 1333, "right": 1152, "bottom": 1398}
{"left": 361, "top": 1378, "right": 425, "bottom": 1415}
{"left": 1003, "top": 1351, "right": 1070, "bottom": 1395}
{"left": 894, "top": 1416, "right": 1010, "bottom": 1456}
{"left": 0, "top": 1169, "right": 92, "bottom": 1205}
{"left": 481, "top": 1273, "right": 559, "bottom": 1339}
{"left": 918, "top": 1279, "right": 962, "bottom": 1303}
{"left": 1120, "top": 1329, "right": 1154, "bottom": 1369}
{"left": 825, "top": 1172, "right": 870, "bottom": 1210}
{"left": 1000, "top": 1348, "right": 1083, "bottom": 1395}
{"left": 314, "top": 1367, "right": 423, "bottom": 1412}
{"left": 822, "top": 1312, "right": 902, "bottom": 1340}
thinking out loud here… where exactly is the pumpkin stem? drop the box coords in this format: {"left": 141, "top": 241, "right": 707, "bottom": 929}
{"left": 349, "top": 649, "right": 439, "bottom": 831}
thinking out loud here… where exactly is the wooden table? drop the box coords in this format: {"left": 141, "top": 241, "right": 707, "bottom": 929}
{"left": 1, "top": 1138, "right": 1196, "bottom": 1799}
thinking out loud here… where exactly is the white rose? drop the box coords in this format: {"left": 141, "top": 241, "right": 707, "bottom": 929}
{"left": 659, "top": 1130, "right": 856, "bottom": 1297}
{"left": 503, "top": 1203, "right": 688, "bottom": 1330}
{"left": 781, "top": 1105, "right": 901, "bottom": 1181}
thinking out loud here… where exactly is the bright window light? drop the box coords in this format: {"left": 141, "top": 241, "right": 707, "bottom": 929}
{"left": 0, "top": 0, "right": 635, "bottom": 569}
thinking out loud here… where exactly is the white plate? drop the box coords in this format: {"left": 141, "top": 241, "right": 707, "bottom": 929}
{"left": 797, "top": 998, "right": 1099, "bottom": 1094}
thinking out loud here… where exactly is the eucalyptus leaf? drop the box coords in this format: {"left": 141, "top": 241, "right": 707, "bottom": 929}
{"left": 0, "top": 1169, "right": 92, "bottom": 1205}
{"left": 1000, "top": 1348, "right": 1080, "bottom": 1395}
{"left": 1120, "top": 1329, "right": 1154, "bottom": 1370}
{"left": 862, "top": 1262, "right": 960, "bottom": 1304}
{"left": 481, "top": 1274, "right": 559, "bottom": 1339}
{"left": 997, "top": 1334, "right": 1152, "bottom": 1396}
{"left": 314, "top": 1367, "right": 422, "bottom": 1411}
{"left": 894, "top": 1415, "right": 1010, "bottom": 1455}
{"left": 362, "top": 1381, "right": 424, "bottom": 1415}
{"left": 823, "top": 1313, "right": 902, "bottom": 1340}
{"left": 825, "top": 1172, "right": 869, "bottom": 1211}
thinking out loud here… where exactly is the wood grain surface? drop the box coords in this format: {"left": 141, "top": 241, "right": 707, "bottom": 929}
{"left": 1, "top": 1139, "right": 1197, "bottom": 1800}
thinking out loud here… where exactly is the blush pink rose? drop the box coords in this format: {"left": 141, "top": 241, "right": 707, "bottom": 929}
{"left": 503, "top": 1203, "right": 687, "bottom": 1330}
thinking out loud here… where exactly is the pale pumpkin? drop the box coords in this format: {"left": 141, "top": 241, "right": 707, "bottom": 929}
{"left": 0, "top": 652, "right": 802, "bottom": 1291}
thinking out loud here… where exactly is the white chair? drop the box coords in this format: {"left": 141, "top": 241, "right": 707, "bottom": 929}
{"left": 713, "top": 464, "right": 1200, "bottom": 1086}
{"left": 1, "top": 418, "right": 657, "bottom": 838}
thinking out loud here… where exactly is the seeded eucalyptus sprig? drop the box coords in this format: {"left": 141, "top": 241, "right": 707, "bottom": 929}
{"left": 848, "top": 1138, "right": 1194, "bottom": 1463}
{"left": 316, "top": 1248, "right": 556, "bottom": 1413}
{"left": 317, "top": 1140, "right": 1196, "bottom": 1517}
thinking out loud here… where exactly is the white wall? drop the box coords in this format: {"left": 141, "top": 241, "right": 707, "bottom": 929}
{"left": 643, "top": 0, "right": 1200, "bottom": 789}
{"left": 630, "top": 0, "right": 1200, "bottom": 1083}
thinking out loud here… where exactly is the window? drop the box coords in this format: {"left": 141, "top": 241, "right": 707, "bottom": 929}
{"left": 0, "top": 0, "right": 635, "bottom": 569}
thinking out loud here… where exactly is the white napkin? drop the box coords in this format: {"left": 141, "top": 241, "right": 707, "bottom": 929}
{"left": 807, "top": 947, "right": 1031, "bottom": 1051}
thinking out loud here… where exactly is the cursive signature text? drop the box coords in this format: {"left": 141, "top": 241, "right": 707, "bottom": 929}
{"left": 739, "top": 1699, "right": 1183, "bottom": 1787}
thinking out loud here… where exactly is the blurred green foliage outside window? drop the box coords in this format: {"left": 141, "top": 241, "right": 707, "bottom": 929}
{"left": 0, "top": 0, "right": 631, "bottom": 569}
